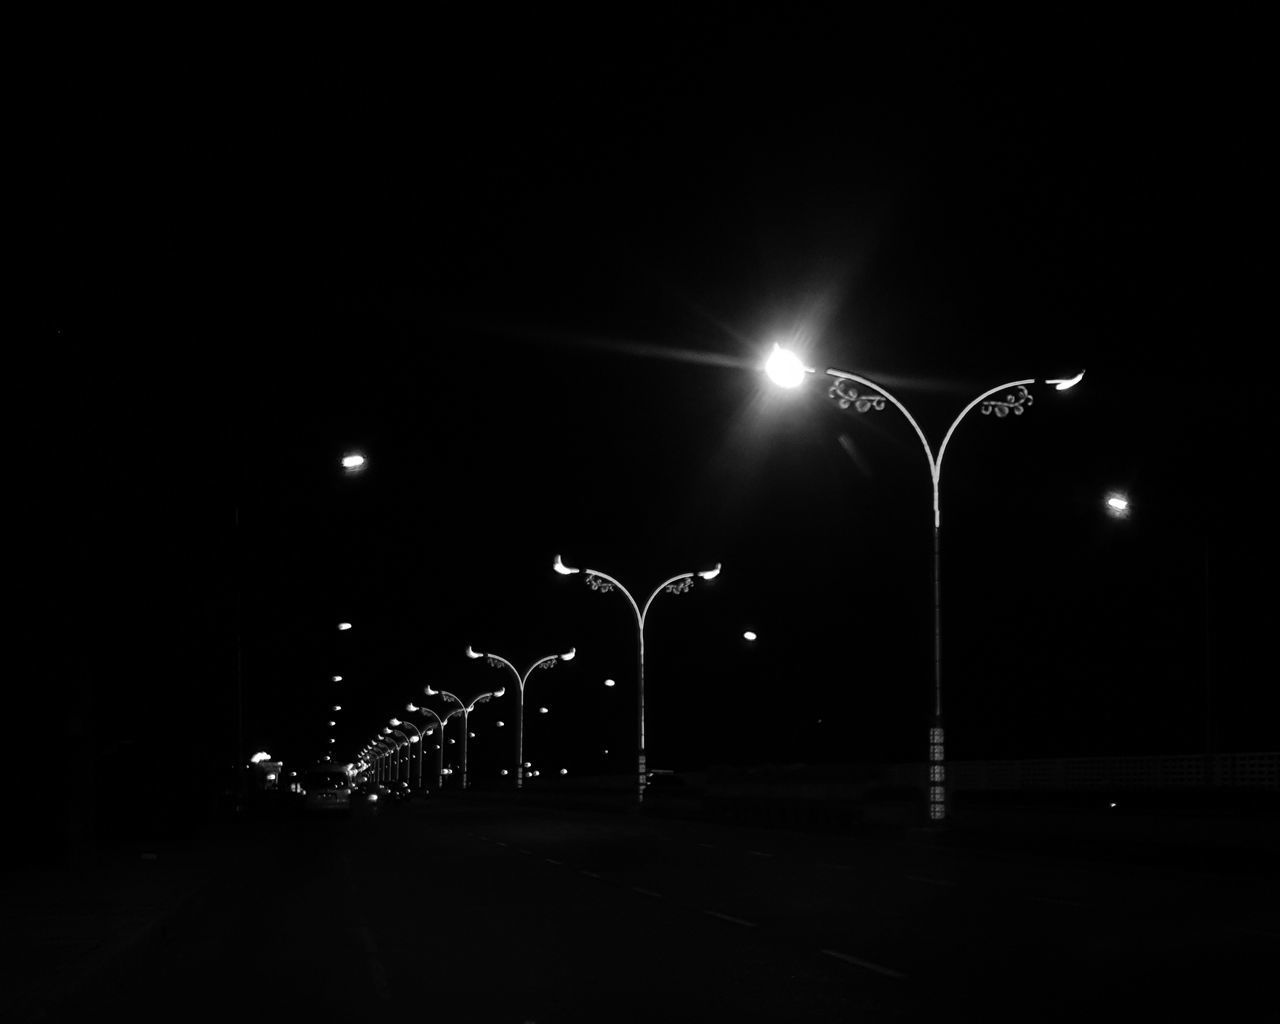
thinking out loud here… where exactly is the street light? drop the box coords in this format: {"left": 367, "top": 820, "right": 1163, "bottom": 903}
{"left": 338, "top": 622, "right": 353, "bottom": 631}
{"left": 406, "top": 702, "right": 459, "bottom": 790}
{"left": 341, "top": 452, "right": 367, "bottom": 472}
{"left": 553, "top": 554, "right": 721, "bottom": 804}
{"left": 390, "top": 718, "right": 425, "bottom": 790}
{"left": 766, "top": 343, "right": 1082, "bottom": 825}
{"left": 466, "top": 645, "right": 576, "bottom": 790}
{"left": 383, "top": 727, "right": 412, "bottom": 785}
{"left": 1106, "top": 492, "right": 1131, "bottom": 518}
{"left": 422, "top": 684, "right": 505, "bottom": 790}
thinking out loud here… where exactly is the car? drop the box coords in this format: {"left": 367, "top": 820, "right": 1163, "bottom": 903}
{"left": 301, "top": 768, "right": 353, "bottom": 814}
{"left": 352, "top": 780, "right": 390, "bottom": 814}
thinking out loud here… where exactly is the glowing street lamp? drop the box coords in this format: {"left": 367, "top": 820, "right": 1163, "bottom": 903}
{"left": 553, "top": 555, "right": 721, "bottom": 804}
{"left": 406, "top": 701, "right": 457, "bottom": 790}
{"left": 338, "top": 622, "right": 353, "bottom": 631}
{"left": 422, "top": 684, "right": 505, "bottom": 790}
{"left": 341, "top": 452, "right": 367, "bottom": 472}
{"left": 1105, "top": 492, "right": 1131, "bottom": 518}
{"left": 466, "top": 645, "right": 575, "bottom": 791}
{"left": 390, "top": 718, "right": 426, "bottom": 790}
{"left": 766, "top": 343, "right": 1082, "bottom": 825}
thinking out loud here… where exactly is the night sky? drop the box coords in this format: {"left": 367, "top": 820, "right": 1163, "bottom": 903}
{"left": 22, "top": 11, "right": 1269, "bottom": 817}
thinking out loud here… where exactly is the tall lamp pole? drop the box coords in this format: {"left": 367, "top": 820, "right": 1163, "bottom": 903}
{"left": 766, "top": 345, "right": 1082, "bottom": 824}
{"left": 553, "top": 555, "right": 721, "bottom": 805}
{"left": 423, "top": 685, "right": 506, "bottom": 790}
{"left": 466, "top": 645, "right": 576, "bottom": 790}
{"left": 406, "top": 703, "right": 456, "bottom": 790}
{"left": 390, "top": 719, "right": 424, "bottom": 790}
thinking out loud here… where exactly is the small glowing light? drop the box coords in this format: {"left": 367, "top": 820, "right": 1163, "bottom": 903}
{"left": 448, "top": 739, "right": 455, "bottom": 744}
{"left": 553, "top": 554, "right": 580, "bottom": 575}
{"left": 338, "top": 622, "right": 352, "bottom": 631}
{"left": 1107, "top": 495, "right": 1129, "bottom": 511}
{"left": 523, "top": 762, "right": 532, "bottom": 768}
{"left": 409, "top": 735, "right": 419, "bottom": 743}
{"left": 764, "top": 343, "right": 808, "bottom": 388}
{"left": 743, "top": 631, "right": 757, "bottom": 641}
{"left": 496, "top": 721, "right": 505, "bottom": 727}
{"left": 332, "top": 705, "right": 342, "bottom": 711}
{"left": 500, "top": 769, "right": 509, "bottom": 776}
{"left": 332, "top": 675, "right": 343, "bottom": 682}
{"left": 559, "top": 768, "right": 568, "bottom": 775}
{"left": 341, "top": 453, "right": 366, "bottom": 469}
{"left": 389, "top": 718, "right": 401, "bottom": 726}
{"left": 696, "top": 563, "right": 722, "bottom": 581}
{"left": 1109, "top": 802, "right": 1117, "bottom": 808}
{"left": 604, "top": 678, "right": 616, "bottom": 687}
{"left": 1105, "top": 492, "right": 1131, "bottom": 518}
{"left": 469, "top": 731, "right": 476, "bottom": 738}
{"left": 328, "top": 720, "right": 336, "bottom": 727}
{"left": 561, "top": 647, "right": 576, "bottom": 661}
{"left": 465, "top": 645, "right": 482, "bottom": 659}
{"left": 1047, "top": 370, "right": 1085, "bottom": 391}
{"left": 265, "top": 772, "right": 277, "bottom": 780}
{"left": 539, "top": 707, "right": 549, "bottom": 714}
{"left": 424, "top": 685, "right": 438, "bottom": 696}
{"left": 249, "top": 752, "right": 272, "bottom": 764}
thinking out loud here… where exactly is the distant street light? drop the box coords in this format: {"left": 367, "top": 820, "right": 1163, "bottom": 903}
{"left": 766, "top": 343, "right": 1082, "bottom": 825}
{"left": 338, "top": 622, "right": 353, "bottom": 631}
{"left": 406, "top": 701, "right": 457, "bottom": 790}
{"left": 341, "top": 452, "right": 367, "bottom": 471}
{"left": 390, "top": 718, "right": 425, "bottom": 790}
{"left": 553, "top": 554, "right": 721, "bottom": 804}
{"left": 422, "top": 684, "right": 505, "bottom": 790}
{"left": 743, "top": 631, "right": 758, "bottom": 641}
{"left": 332, "top": 675, "right": 343, "bottom": 682}
{"left": 466, "top": 645, "right": 575, "bottom": 790}
{"left": 1106, "top": 492, "right": 1131, "bottom": 517}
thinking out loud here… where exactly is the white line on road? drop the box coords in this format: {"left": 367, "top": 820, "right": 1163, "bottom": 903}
{"left": 704, "top": 910, "right": 757, "bottom": 927}
{"left": 821, "top": 948, "right": 908, "bottom": 980}
{"left": 631, "top": 886, "right": 663, "bottom": 898}
{"left": 906, "top": 875, "right": 955, "bottom": 887}
{"left": 355, "top": 926, "right": 393, "bottom": 1001}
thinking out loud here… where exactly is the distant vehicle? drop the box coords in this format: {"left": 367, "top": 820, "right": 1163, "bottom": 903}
{"left": 352, "top": 780, "right": 389, "bottom": 814}
{"left": 302, "top": 767, "right": 352, "bottom": 814}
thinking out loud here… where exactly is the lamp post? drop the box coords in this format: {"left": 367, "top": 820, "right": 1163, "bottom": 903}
{"left": 383, "top": 727, "right": 412, "bottom": 786}
{"left": 422, "top": 685, "right": 506, "bottom": 790}
{"left": 553, "top": 555, "right": 721, "bottom": 805}
{"left": 390, "top": 719, "right": 424, "bottom": 790}
{"left": 466, "top": 645, "right": 576, "bottom": 790}
{"left": 765, "top": 344, "right": 1082, "bottom": 824}
{"left": 406, "top": 702, "right": 456, "bottom": 790}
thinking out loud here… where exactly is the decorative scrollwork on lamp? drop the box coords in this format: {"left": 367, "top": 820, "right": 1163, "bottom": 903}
{"left": 981, "top": 385, "right": 1033, "bottom": 417}
{"left": 664, "top": 578, "right": 696, "bottom": 596}
{"left": 586, "top": 575, "right": 615, "bottom": 593}
{"left": 828, "top": 379, "right": 887, "bottom": 412}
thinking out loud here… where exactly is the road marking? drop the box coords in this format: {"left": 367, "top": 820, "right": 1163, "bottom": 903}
{"left": 355, "top": 926, "right": 393, "bottom": 1001}
{"left": 747, "top": 850, "right": 775, "bottom": 858}
{"left": 580, "top": 870, "right": 601, "bottom": 879}
{"left": 906, "top": 875, "right": 955, "bottom": 887}
{"left": 631, "top": 886, "right": 663, "bottom": 898}
{"left": 704, "top": 910, "right": 757, "bottom": 927}
{"left": 821, "top": 948, "right": 908, "bottom": 980}
{"left": 544, "top": 858, "right": 563, "bottom": 866}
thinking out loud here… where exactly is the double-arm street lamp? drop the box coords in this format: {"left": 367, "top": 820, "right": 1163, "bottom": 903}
{"left": 389, "top": 719, "right": 424, "bottom": 790}
{"left": 553, "top": 555, "right": 721, "bottom": 805}
{"left": 765, "top": 344, "right": 1082, "bottom": 824}
{"left": 383, "top": 727, "right": 413, "bottom": 786}
{"left": 405, "top": 702, "right": 457, "bottom": 790}
{"left": 422, "top": 684, "right": 506, "bottom": 790}
{"left": 466, "top": 645, "right": 576, "bottom": 790}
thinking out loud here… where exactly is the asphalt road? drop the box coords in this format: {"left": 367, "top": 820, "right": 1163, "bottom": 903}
{"left": 50, "top": 796, "right": 1277, "bottom": 1022}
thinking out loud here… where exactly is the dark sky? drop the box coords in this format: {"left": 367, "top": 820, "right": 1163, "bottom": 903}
{"left": 22, "top": 11, "right": 1269, "bottom": 799}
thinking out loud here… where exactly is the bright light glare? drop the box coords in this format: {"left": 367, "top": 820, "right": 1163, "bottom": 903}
{"left": 465, "top": 645, "right": 482, "bottom": 659}
{"left": 561, "top": 648, "right": 576, "bottom": 661}
{"left": 539, "top": 707, "right": 549, "bottom": 714}
{"left": 496, "top": 721, "right": 505, "bottom": 727}
{"left": 332, "top": 705, "right": 342, "bottom": 712}
{"left": 697, "top": 563, "right": 722, "bottom": 581}
{"left": 553, "top": 554, "right": 580, "bottom": 575}
{"left": 338, "top": 622, "right": 352, "bottom": 631}
{"left": 559, "top": 769, "right": 568, "bottom": 775}
{"left": 1047, "top": 370, "right": 1085, "bottom": 391}
{"left": 1107, "top": 495, "right": 1129, "bottom": 511}
{"left": 331, "top": 675, "right": 343, "bottom": 682}
{"left": 765, "top": 344, "right": 807, "bottom": 388}
{"left": 1105, "top": 493, "right": 1131, "bottom": 518}
{"left": 743, "top": 631, "right": 757, "bottom": 641}
{"left": 603, "top": 678, "right": 616, "bottom": 687}
{"left": 341, "top": 453, "right": 366, "bottom": 469}
{"left": 250, "top": 751, "right": 272, "bottom": 763}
